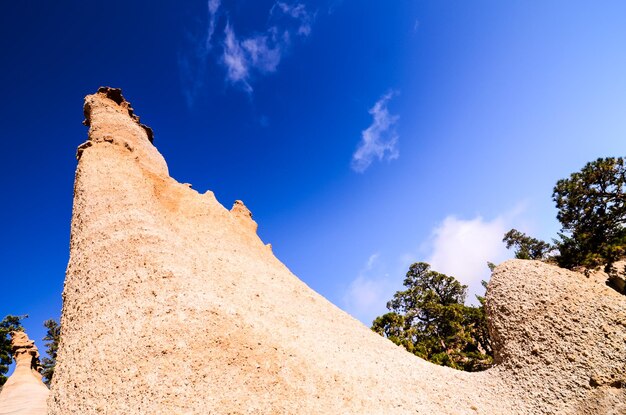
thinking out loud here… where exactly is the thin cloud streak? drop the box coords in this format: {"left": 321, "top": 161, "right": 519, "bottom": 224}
{"left": 179, "top": 0, "right": 314, "bottom": 101}
{"left": 273, "top": 2, "right": 314, "bottom": 36}
{"left": 178, "top": 0, "right": 222, "bottom": 107}
{"left": 242, "top": 34, "right": 282, "bottom": 74}
{"left": 223, "top": 23, "right": 252, "bottom": 93}
{"left": 206, "top": 0, "right": 221, "bottom": 48}
{"left": 351, "top": 92, "right": 400, "bottom": 172}
{"left": 221, "top": 3, "right": 314, "bottom": 93}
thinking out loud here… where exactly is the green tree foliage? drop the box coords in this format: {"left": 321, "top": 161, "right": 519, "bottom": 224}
{"left": 501, "top": 157, "right": 626, "bottom": 294}
{"left": 41, "top": 319, "right": 60, "bottom": 387}
{"left": 553, "top": 157, "right": 626, "bottom": 272}
{"left": 0, "top": 315, "right": 25, "bottom": 386}
{"left": 371, "top": 263, "right": 492, "bottom": 372}
{"left": 502, "top": 229, "right": 553, "bottom": 260}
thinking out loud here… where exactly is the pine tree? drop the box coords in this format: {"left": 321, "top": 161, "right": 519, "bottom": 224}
{"left": 371, "top": 263, "right": 492, "bottom": 372}
{"left": 41, "top": 319, "right": 60, "bottom": 387}
{"left": 0, "top": 315, "right": 26, "bottom": 386}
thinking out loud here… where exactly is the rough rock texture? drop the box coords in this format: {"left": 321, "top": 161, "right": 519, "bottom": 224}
{"left": 488, "top": 261, "right": 626, "bottom": 415}
{"left": 0, "top": 331, "right": 49, "bottom": 415}
{"left": 49, "top": 88, "right": 626, "bottom": 414}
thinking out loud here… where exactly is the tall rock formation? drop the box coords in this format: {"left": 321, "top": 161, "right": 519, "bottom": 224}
{"left": 49, "top": 88, "right": 626, "bottom": 414}
{"left": 0, "top": 331, "right": 49, "bottom": 415}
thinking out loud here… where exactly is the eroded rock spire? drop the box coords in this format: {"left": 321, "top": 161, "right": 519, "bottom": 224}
{"left": 0, "top": 331, "right": 49, "bottom": 415}
{"left": 83, "top": 86, "right": 153, "bottom": 142}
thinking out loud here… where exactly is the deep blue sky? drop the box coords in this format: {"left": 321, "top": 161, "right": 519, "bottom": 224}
{"left": 1, "top": 1, "right": 625, "bottom": 362}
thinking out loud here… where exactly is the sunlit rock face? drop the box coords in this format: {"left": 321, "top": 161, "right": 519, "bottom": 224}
{"left": 48, "top": 88, "right": 626, "bottom": 414}
{"left": 487, "top": 260, "right": 626, "bottom": 414}
{"left": 0, "top": 331, "right": 49, "bottom": 415}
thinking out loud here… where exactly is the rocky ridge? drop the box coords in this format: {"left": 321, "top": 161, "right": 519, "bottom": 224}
{"left": 44, "top": 88, "right": 626, "bottom": 414}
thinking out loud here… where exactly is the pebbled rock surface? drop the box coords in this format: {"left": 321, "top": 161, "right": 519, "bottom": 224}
{"left": 487, "top": 260, "right": 626, "bottom": 415}
{"left": 48, "top": 88, "right": 626, "bottom": 414}
{"left": 0, "top": 331, "right": 49, "bottom": 415}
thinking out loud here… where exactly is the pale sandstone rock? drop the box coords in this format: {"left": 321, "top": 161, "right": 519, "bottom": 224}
{"left": 0, "top": 331, "right": 49, "bottom": 415}
{"left": 230, "top": 200, "right": 258, "bottom": 233}
{"left": 48, "top": 88, "right": 626, "bottom": 414}
{"left": 487, "top": 260, "right": 626, "bottom": 414}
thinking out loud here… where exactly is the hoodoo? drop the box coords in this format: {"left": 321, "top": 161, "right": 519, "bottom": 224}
{"left": 48, "top": 88, "right": 626, "bottom": 414}
{"left": 0, "top": 331, "right": 49, "bottom": 415}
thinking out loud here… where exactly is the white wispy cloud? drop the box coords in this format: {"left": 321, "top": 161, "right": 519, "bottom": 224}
{"left": 221, "top": 3, "right": 313, "bottom": 92}
{"left": 351, "top": 92, "right": 400, "bottom": 173}
{"left": 242, "top": 33, "right": 282, "bottom": 73}
{"left": 342, "top": 208, "right": 527, "bottom": 325}
{"left": 206, "top": 0, "right": 221, "bottom": 48}
{"left": 426, "top": 213, "right": 517, "bottom": 304}
{"left": 342, "top": 253, "right": 398, "bottom": 325}
{"left": 178, "top": 0, "right": 223, "bottom": 107}
{"left": 274, "top": 2, "right": 314, "bottom": 36}
{"left": 179, "top": 0, "right": 314, "bottom": 101}
{"left": 223, "top": 23, "right": 252, "bottom": 93}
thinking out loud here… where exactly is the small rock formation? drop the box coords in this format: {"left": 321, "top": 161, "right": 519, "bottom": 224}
{"left": 48, "top": 88, "right": 626, "bottom": 414}
{"left": 0, "top": 331, "right": 49, "bottom": 415}
{"left": 607, "top": 262, "right": 626, "bottom": 294}
{"left": 230, "top": 200, "right": 258, "bottom": 233}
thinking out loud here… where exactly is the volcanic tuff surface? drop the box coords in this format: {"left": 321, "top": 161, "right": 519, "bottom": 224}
{"left": 47, "top": 88, "right": 626, "bottom": 414}
{"left": 0, "top": 331, "right": 49, "bottom": 415}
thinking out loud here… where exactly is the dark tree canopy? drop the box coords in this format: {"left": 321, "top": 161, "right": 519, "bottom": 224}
{"left": 503, "top": 229, "right": 553, "bottom": 260}
{"left": 41, "top": 319, "right": 60, "bottom": 387}
{"left": 503, "top": 156, "right": 626, "bottom": 294}
{"left": 553, "top": 157, "right": 626, "bottom": 271}
{"left": 0, "top": 315, "right": 25, "bottom": 386}
{"left": 371, "top": 262, "right": 492, "bottom": 372}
